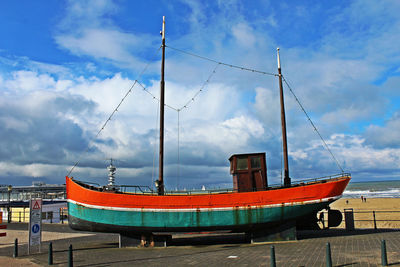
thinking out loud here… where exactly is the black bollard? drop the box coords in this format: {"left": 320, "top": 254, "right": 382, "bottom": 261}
{"left": 13, "top": 238, "right": 18, "bottom": 258}
{"left": 271, "top": 246, "right": 276, "bottom": 267}
{"left": 68, "top": 244, "right": 73, "bottom": 267}
{"left": 270, "top": 245, "right": 276, "bottom": 267}
{"left": 381, "top": 240, "right": 388, "bottom": 266}
{"left": 48, "top": 242, "right": 53, "bottom": 265}
{"left": 326, "top": 242, "right": 332, "bottom": 267}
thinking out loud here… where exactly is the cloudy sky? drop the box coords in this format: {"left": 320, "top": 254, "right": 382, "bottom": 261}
{"left": 1, "top": 0, "right": 400, "bottom": 188}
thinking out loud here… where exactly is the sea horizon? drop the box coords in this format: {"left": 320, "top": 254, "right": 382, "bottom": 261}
{"left": 343, "top": 179, "right": 400, "bottom": 198}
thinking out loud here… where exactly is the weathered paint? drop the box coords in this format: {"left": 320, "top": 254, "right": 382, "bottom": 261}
{"left": 66, "top": 175, "right": 350, "bottom": 233}
{"left": 68, "top": 199, "right": 333, "bottom": 230}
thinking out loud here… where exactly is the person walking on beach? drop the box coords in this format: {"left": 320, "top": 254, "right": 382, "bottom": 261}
{"left": 361, "top": 196, "right": 364, "bottom": 202}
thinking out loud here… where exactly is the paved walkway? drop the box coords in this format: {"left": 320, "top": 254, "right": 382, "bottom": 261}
{"left": 0, "top": 224, "right": 399, "bottom": 266}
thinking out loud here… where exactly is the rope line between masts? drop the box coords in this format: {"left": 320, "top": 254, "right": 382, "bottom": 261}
{"left": 136, "top": 62, "right": 220, "bottom": 189}
{"left": 167, "top": 45, "right": 278, "bottom": 77}
{"left": 135, "top": 62, "right": 220, "bottom": 113}
{"left": 282, "top": 75, "right": 345, "bottom": 173}
{"left": 67, "top": 42, "right": 346, "bottom": 181}
{"left": 135, "top": 80, "right": 178, "bottom": 111}
{"left": 177, "top": 63, "right": 220, "bottom": 111}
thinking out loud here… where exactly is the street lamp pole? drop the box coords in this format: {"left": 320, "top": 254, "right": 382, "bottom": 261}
{"left": 7, "top": 185, "right": 12, "bottom": 223}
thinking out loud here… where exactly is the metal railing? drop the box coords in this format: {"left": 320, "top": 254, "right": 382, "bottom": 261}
{"left": 74, "top": 173, "right": 350, "bottom": 196}
{"left": 320, "top": 209, "right": 400, "bottom": 230}
{"left": 349, "top": 210, "right": 400, "bottom": 229}
{"left": 2, "top": 210, "right": 68, "bottom": 224}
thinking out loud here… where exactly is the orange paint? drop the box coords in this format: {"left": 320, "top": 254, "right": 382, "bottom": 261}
{"left": 66, "top": 175, "right": 350, "bottom": 210}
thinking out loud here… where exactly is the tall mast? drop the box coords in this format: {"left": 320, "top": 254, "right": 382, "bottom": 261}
{"left": 277, "top": 48, "right": 291, "bottom": 186}
{"left": 158, "top": 16, "right": 166, "bottom": 195}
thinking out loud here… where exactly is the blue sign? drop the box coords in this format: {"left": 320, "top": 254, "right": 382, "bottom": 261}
{"left": 32, "top": 224, "right": 40, "bottom": 234}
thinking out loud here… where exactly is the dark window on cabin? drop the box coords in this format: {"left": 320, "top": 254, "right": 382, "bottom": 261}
{"left": 251, "top": 157, "right": 261, "bottom": 169}
{"left": 237, "top": 157, "right": 248, "bottom": 170}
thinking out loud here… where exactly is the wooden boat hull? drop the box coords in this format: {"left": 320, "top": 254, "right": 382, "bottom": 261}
{"left": 66, "top": 175, "right": 350, "bottom": 233}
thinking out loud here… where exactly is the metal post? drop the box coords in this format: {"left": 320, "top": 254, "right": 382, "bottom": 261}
{"left": 381, "top": 240, "right": 388, "bottom": 266}
{"left": 326, "top": 242, "right": 332, "bottom": 267}
{"left": 68, "top": 244, "right": 73, "bottom": 267}
{"left": 7, "top": 185, "right": 12, "bottom": 223}
{"left": 13, "top": 238, "right": 18, "bottom": 258}
{"left": 270, "top": 245, "right": 276, "bottom": 267}
{"left": 373, "top": 211, "right": 377, "bottom": 230}
{"left": 48, "top": 242, "right": 53, "bottom": 265}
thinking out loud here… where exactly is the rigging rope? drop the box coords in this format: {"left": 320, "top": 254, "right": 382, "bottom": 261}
{"left": 135, "top": 80, "right": 178, "bottom": 111}
{"left": 67, "top": 42, "right": 345, "bottom": 180}
{"left": 166, "top": 45, "right": 345, "bottom": 174}
{"left": 282, "top": 75, "right": 344, "bottom": 173}
{"left": 177, "top": 63, "right": 220, "bottom": 111}
{"left": 177, "top": 110, "right": 180, "bottom": 189}
{"left": 167, "top": 46, "right": 278, "bottom": 77}
{"left": 152, "top": 100, "right": 160, "bottom": 190}
{"left": 135, "top": 62, "right": 220, "bottom": 188}
{"left": 66, "top": 46, "right": 162, "bottom": 177}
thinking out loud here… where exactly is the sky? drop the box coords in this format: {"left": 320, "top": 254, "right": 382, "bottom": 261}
{"left": 1, "top": 0, "right": 400, "bottom": 188}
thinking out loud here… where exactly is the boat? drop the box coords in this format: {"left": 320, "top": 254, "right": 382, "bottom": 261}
{"left": 66, "top": 17, "right": 351, "bottom": 242}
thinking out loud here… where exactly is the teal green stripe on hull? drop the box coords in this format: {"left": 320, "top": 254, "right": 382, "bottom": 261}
{"left": 68, "top": 202, "right": 331, "bottom": 229}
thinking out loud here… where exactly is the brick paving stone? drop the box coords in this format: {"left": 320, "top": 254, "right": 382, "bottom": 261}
{"left": 1, "top": 226, "right": 400, "bottom": 266}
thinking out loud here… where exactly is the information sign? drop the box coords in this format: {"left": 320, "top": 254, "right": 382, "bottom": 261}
{"left": 28, "top": 198, "right": 42, "bottom": 254}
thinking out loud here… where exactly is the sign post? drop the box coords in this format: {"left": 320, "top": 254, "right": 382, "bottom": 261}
{"left": 28, "top": 198, "right": 42, "bottom": 254}
{"left": 0, "top": 211, "right": 7, "bottom": 237}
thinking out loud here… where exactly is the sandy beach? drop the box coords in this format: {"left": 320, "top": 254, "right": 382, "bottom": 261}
{"left": 329, "top": 197, "right": 400, "bottom": 229}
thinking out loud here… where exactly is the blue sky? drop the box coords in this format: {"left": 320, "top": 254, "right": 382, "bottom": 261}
{"left": 1, "top": 0, "right": 400, "bottom": 188}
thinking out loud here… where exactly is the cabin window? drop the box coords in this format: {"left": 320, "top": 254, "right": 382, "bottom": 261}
{"left": 236, "top": 157, "right": 248, "bottom": 170}
{"left": 251, "top": 157, "right": 261, "bottom": 169}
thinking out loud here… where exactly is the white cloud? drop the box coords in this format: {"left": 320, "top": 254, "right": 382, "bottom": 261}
{"left": 2, "top": 0, "right": 400, "bottom": 185}
{"left": 0, "top": 116, "right": 30, "bottom": 132}
{"left": 58, "top": 0, "right": 118, "bottom": 30}
{"left": 365, "top": 112, "right": 400, "bottom": 149}
{"left": 5, "top": 71, "right": 57, "bottom": 92}
{"left": 54, "top": 0, "right": 156, "bottom": 69}
{"left": 184, "top": 115, "right": 264, "bottom": 155}
{"left": 232, "top": 23, "right": 256, "bottom": 48}
{"left": 55, "top": 28, "right": 152, "bottom": 66}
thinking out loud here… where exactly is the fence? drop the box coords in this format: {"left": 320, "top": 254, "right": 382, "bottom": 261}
{"left": 320, "top": 209, "right": 400, "bottom": 229}
{"left": 3, "top": 207, "right": 400, "bottom": 229}
{"left": 347, "top": 210, "right": 400, "bottom": 229}
{"left": 1, "top": 209, "right": 68, "bottom": 224}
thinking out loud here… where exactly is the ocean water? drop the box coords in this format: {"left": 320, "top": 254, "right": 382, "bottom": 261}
{"left": 343, "top": 180, "right": 400, "bottom": 198}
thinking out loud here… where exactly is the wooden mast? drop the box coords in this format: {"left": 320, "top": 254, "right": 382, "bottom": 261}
{"left": 277, "top": 48, "right": 291, "bottom": 186}
{"left": 158, "top": 16, "right": 166, "bottom": 195}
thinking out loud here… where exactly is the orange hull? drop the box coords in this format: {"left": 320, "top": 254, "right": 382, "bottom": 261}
{"left": 66, "top": 175, "right": 350, "bottom": 233}
{"left": 67, "top": 176, "right": 350, "bottom": 209}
